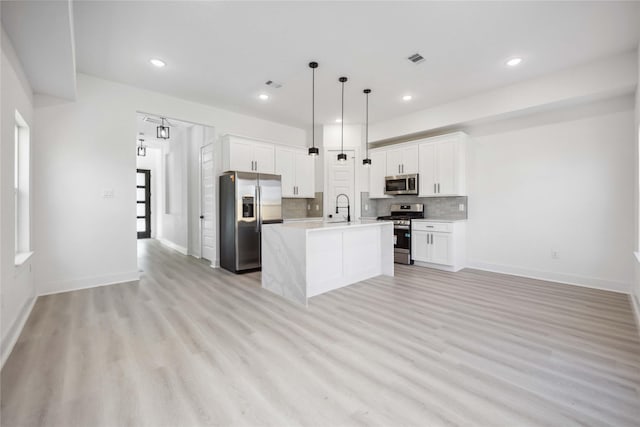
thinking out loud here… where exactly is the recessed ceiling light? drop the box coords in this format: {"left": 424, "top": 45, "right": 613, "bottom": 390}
{"left": 402, "top": 95, "right": 413, "bottom": 101}
{"left": 506, "top": 57, "right": 523, "bottom": 67}
{"left": 335, "top": 118, "right": 342, "bottom": 123}
{"left": 258, "top": 93, "right": 269, "bottom": 101}
{"left": 150, "top": 58, "right": 166, "bottom": 68}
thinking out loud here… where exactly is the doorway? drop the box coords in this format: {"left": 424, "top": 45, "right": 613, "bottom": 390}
{"left": 325, "top": 149, "right": 356, "bottom": 222}
{"left": 137, "top": 168, "right": 151, "bottom": 238}
{"left": 200, "top": 143, "right": 215, "bottom": 262}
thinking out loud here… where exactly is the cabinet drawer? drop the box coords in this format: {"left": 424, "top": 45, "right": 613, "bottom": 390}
{"left": 412, "top": 221, "right": 452, "bottom": 232}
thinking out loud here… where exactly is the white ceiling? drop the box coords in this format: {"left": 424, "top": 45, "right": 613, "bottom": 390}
{"left": 73, "top": 1, "right": 640, "bottom": 128}
{"left": 2, "top": 0, "right": 76, "bottom": 100}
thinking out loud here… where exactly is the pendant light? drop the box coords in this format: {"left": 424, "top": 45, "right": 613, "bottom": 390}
{"left": 308, "top": 61, "right": 319, "bottom": 157}
{"left": 362, "top": 89, "right": 372, "bottom": 167}
{"left": 157, "top": 117, "right": 170, "bottom": 139}
{"left": 137, "top": 138, "right": 146, "bottom": 157}
{"left": 337, "top": 76, "right": 348, "bottom": 162}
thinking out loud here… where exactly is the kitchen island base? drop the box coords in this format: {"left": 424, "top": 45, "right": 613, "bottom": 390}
{"left": 262, "top": 221, "right": 394, "bottom": 306}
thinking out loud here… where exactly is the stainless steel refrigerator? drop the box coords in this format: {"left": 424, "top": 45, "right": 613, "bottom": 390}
{"left": 219, "top": 171, "right": 282, "bottom": 273}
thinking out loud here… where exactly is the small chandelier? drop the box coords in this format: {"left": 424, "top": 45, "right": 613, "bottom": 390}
{"left": 308, "top": 61, "right": 319, "bottom": 157}
{"left": 337, "top": 76, "right": 348, "bottom": 162}
{"left": 157, "top": 117, "right": 170, "bottom": 139}
{"left": 362, "top": 89, "right": 372, "bottom": 167}
{"left": 137, "top": 138, "right": 146, "bottom": 157}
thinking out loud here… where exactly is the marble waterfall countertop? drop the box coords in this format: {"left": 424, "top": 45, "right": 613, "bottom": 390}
{"left": 261, "top": 220, "right": 394, "bottom": 306}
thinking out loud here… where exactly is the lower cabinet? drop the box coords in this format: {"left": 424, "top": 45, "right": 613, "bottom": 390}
{"left": 411, "top": 220, "right": 466, "bottom": 272}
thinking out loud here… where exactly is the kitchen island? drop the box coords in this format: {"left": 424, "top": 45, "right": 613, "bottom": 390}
{"left": 262, "top": 220, "right": 394, "bottom": 306}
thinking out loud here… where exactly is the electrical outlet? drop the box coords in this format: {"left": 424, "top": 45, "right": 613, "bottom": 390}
{"left": 365, "top": 204, "right": 369, "bottom": 211}
{"left": 552, "top": 250, "right": 559, "bottom": 259}
{"left": 307, "top": 204, "right": 311, "bottom": 210}
{"left": 458, "top": 204, "right": 465, "bottom": 211}
{"left": 102, "top": 189, "right": 114, "bottom": 198}
{"left": 315, "top": 204, "right": 319, "bottom": 210}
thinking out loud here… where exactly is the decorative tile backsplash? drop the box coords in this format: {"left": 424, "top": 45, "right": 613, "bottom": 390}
{"left": 361, "top": 192, "right": 468, "bottom": 220}
{"left": 282, "top": 192, "right": 323, "bottom": 219}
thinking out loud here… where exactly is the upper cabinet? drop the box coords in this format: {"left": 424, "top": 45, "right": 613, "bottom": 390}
{"left": 385, "top": 145, "right": 418, "bottom": 176}
{"left": 368, "top": 150, "right": 392, "bottom": 199}
{"left": 368, "top": 132, "right": 467, "bottom": 199}
{"left": 418, "top": 134, "right": 466, "bottom": 197}
{"left": 222, "top": 135, "right": 275, "bottom": 174}
{"left": 275, "top": 147, "right": 315, "bottom": 198}
{"left": 222, "top": 135, "right": 314, "bottom": 198}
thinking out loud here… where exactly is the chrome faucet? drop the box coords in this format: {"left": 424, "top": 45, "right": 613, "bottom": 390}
{"left": 335, "top": 193, "right": 351, "bottom": 222}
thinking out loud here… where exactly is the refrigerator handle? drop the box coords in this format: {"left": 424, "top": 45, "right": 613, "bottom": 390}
{"left": 255, "top": 185, "right": 261, "bottom": 232}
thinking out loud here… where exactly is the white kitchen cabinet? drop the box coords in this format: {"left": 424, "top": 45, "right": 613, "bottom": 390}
{"left": 411, "top": 220, "right": 466, "bottom": 272}
{"left": 418, "top": 134, "right": 466, "bottom": 197}
{"left": 368, "top": 150, "right": 392, "bottom": 199}
{"left": 386, "top": 145, "right": 418, "bottom": 175}
{"left": 222, "top": 135, "right": 275, "bottom": 173}
{"left": 275, "top": 146, "right": 315, "bottom": 198}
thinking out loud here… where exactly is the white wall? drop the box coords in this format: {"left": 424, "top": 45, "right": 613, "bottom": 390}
{"left": 466, "top": 103, "right": 635, "bottom": 293}
{"left": 1, "top": 27, "right": 36, "bottom": 367}
{"left": 33, "top": 73, "right": 305, "bottom": 295}
{"left": 160, "top": 126, "right": 188, "bottom": 253}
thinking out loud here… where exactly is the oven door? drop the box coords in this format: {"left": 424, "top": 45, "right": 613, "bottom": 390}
{"left": 393, "top": 225, "right": 413, "bottom": 264}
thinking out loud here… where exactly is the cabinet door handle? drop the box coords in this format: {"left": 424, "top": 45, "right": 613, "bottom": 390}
{"left": 433, "top": 183, "right": 436, "bottom": 194}
{"left": 437, "top": 183, "right": 440, "bottom": 193}
{"left": 430, "top": 234, "right": 433, "bottom": 244}
{"left": 402, "top": 164, "right": 404, "bottom": 173}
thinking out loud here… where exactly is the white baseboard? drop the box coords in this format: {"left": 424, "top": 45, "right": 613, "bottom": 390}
{"left": 1, "top": 296, "right": 36, "bottom": 369}
{"left": 413, "top": 261, "right": 463, "bottom": 272}
{"left": 38, "top": 271, "right": 140, "bottom": 296}
{"left": 467, "top": 260, "right": 631, "bottom": 294}
{"left": 158, "top": 238, "right": 188, "bottom": 255}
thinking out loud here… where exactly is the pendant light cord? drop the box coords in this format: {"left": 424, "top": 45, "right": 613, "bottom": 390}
{"left": 312, "top": 67, "right": 315, "bottom": 149}
{"left": 365, "top": 92, "right": 369, "bottom": 158}
{"left": 341, "top": 80, "right": 344, "bottom": 155}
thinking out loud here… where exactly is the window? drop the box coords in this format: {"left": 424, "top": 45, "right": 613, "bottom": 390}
{"left": 14, "top": 110, "right": 31, "bottom": 265}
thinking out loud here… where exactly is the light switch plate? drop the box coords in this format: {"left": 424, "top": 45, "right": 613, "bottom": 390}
{"left": 458, "top": 204, "right": 465, "bottom": 211}
{"left": 102, "top": 189, "right": 114, "bottom": 198}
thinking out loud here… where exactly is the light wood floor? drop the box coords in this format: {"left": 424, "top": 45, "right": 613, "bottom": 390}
{"left": 2, "top": 239, "right": 640, "bottom": 426}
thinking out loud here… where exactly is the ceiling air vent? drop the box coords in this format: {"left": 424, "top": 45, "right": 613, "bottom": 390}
{"left": 265, "top": 80, "right": 283, "bottom": 88}
{"left": 408, "top": 53, "right": 425, "bottom": 65}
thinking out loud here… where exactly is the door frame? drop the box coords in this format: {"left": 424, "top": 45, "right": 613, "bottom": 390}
{"left": 137, "top": 168, "right": 151, "bottom": 239}
{"left": 323, "top": 147, "right": 361, "bottom": 221}
{"left": 199, "top": 143, "right": 215, "bottom": 262}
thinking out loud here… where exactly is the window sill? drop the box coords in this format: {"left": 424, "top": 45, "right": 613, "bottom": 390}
{"left": 15, "top": 251, "right": 34, "bottom": 267}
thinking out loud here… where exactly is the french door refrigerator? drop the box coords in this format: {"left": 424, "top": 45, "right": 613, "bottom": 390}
{"left": 219, "top": 171, "right": 282, "bottom": 273}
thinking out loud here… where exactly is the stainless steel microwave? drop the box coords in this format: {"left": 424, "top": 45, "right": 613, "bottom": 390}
{"left": 385, "top": 174, "right": 418, "bottom": 195}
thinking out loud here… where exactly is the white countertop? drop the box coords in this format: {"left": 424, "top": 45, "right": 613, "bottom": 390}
{"left": 275, "top": 219, "right": 389, "bottom": 231}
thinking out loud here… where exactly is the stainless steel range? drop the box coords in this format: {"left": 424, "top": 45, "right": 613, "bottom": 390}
{"left": 377, "top": 204, "right": 424, "bottom": 265}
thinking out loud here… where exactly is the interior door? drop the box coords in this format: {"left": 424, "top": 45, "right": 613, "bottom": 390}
{"left": 136, "top": 169, "right": 151, "bottom": 239}
{"left": 326, "top": 150, "right": 355, "bottom": 222}
{"left": 200, "top": 144, "right": 215, "bottom": 262}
